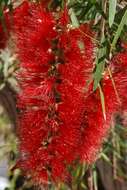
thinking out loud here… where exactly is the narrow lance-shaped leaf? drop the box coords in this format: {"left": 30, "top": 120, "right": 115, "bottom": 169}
{"left": 93, "top": 166, "right": 98, "bottom": 190}
{"left": 99, "top": 84, "right": 106, "bottom": 121}
{"left": 109, "top": 0, "right": 117, "bottom": 28}
{"left": 111, "top": 9, "right": 127, "bottom": 50}
{"left": 93, "top": 36, "right": 106, "bottom": 91}
{"left": 69, "top": 8, "right": 79, "bottom": 28}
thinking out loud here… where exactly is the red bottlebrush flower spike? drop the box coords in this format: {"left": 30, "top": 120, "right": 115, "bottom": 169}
{"left": 79, "top": 91, "right": 105, "bottom": 162}
{"left": 13, "top": 1, "right": 95, "bottom": 183}
{"left": 54, "top": 26, "right": 95, "bottom": 165}
{"left": 80, "top": 49, "right": 127, "bottom": 162}
{"left": 79, "top": 87, "right": 117, "bottom": 162}
{"left": 103, "top": 50, "right": 127, "bottom": 112}
{"left": 12, "top": 1, "right": 57, "bottom": 184}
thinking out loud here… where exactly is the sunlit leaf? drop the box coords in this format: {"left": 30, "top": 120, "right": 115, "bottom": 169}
{"left": 109, "top": 0, "right": 117, "bottom": 27}
{"left": 69, "top": 8, "right": 79, "bottom": 28}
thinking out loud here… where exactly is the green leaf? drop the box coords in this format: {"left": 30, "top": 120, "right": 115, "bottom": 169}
{"left": 93, "top": 37, "right": 106, "bottom": 90}
{"left": 109, "top": 0, "right": 117, "bottom": 28}
{"left": 111, "top": 9, "right": 127, "bottom": 50}
{"left": 114, "top": 5, "right": 127, "bottom": 24}
{"left": 100, "top": 153, "right": 112, "bottom": 164}
{"left": 93, "top": 169, "right": 98, "bottom": 190}
{"left": 99, "top": 84, "right": 106, "bottom": 121}
{"left": 69, "top": 8, "right": 79, "bottom": 28}
{"left": 93, "top": 57, "right": 105, "bottom": 90}
{"left": 81, "top": 182, "right": 87, "bottom": 189}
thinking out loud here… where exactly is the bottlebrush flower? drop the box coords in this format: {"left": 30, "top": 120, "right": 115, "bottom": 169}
{"left": 13, "top": 1, "right": 95, "bottom": 184}
{"left": 79, "top": 88, "right": 116, "bottom": 162}
{"left": 80, "top": 49, "right": 127, "bottom": 162}
{"left": 103, "top": 50, "right": 127, "bottom": 113}
{"left": 54, "top": 25, "right": 95, "bottom": 165}
{"left": 79, "top": 91, "right": 105, "bottom": 162}
{"left": 12, "top": 1, "right": 58, "bottom": 184}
